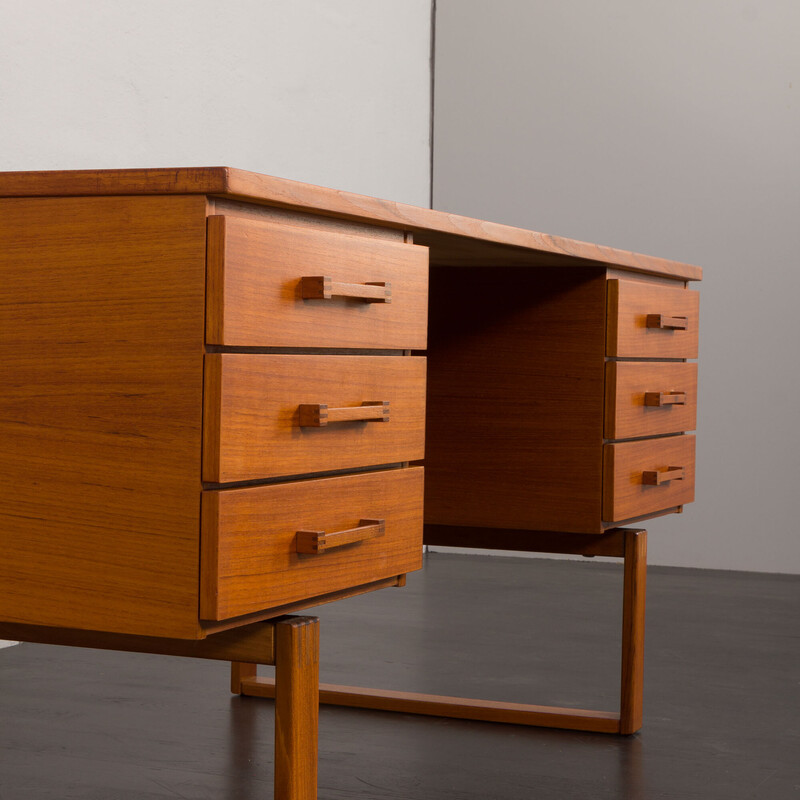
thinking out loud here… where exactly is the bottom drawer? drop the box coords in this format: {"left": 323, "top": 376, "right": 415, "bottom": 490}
{"left": 603, "top": 435, "right": 695, "bottom": 522}
{"left": 201, "top": 467, "right": 424, "bottom": 621}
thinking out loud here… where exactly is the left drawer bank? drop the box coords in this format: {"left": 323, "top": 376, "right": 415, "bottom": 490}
{"left": 0, "top": 193, "right": 428, "bottom": 639}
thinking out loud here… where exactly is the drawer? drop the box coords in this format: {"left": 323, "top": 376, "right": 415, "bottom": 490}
{"left": 607, "top": 279, "right": 699, "bottom": 358}
{"left": 200, "top": 467, "right": 424, "bottom": 620}
{"left": 203, "top": 354, "right": 426, "bottom": 483}
{"left": 206, "top": 215, "right": 428, "bottom": 349}
{"left": 605, "top": 362, "right": 698, "bottom": 439}
{"left": 603, "top": 435, "right": 695, "bottom": 522}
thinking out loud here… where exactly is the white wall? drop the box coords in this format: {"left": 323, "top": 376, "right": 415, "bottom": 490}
{"left": 0, "top": 0, "right": 432, "bottom": 648}
{"left": 432, "top": 0, "right": 800, "bottom": 573}
{"left": 0, "top": 0, "right": 431, "bottom": 205}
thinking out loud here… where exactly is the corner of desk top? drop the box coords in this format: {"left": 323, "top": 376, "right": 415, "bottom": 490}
{"left": 0, "top": 166, "right": 233, "bottom": 198}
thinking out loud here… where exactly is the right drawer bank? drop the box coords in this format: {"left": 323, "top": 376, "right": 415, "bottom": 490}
{"left": 421, "top": 267, "right": 699, "bottom": 535}
{"left": 603, "top": 279, "right": 699, "bottom": 525}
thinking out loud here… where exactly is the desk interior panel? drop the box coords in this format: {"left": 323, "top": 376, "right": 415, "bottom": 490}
{"left": 423, "top": 266, "right": 607, "bottom": 535}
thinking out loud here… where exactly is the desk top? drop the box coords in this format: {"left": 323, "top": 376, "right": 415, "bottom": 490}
{"left": 0, "top": 166, "right": 701, "bottom": 281}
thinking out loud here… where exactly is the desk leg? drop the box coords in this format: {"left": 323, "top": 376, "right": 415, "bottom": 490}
{"left": 274, "top": 617, "right": 319, "bottom": 800}
{"left": 233, "top": 618, "right": 319, "bottom": 800}
{"left": 620, "top": 529, "right": 647, "bottom": 734}
{"left": 233, "top": 529, "right": 648, "bottom": 735}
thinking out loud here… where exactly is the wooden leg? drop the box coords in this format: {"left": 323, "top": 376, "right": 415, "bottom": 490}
{"left": 236, "top": 529, "right": 648, "bottom": 735}
{"left": 273, "top": 616, "right": 319, "bottom": 800}
{"left": 231, "top": 661, "right": 257, "bottom": 693}
{"left": 619, "top": 529, "right": 647, "bottom": 734}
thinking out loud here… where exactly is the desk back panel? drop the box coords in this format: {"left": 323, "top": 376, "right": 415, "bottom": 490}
{"left": 423, "top": 266, "right": 607, "bottom": 534}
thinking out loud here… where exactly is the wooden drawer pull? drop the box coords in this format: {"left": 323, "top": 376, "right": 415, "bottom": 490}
{"left": 296, "top": 518, "right": 385, "bottom": 554}
{"left": 644, "top": 392, "right": 687, "bottom": 407}
{"left": 642, "top": 466, "right": 685, "bottom": 485}
{"left": 301, "top": 276, "right": 391, "bottom": 303}
{"left": 646, "top": 314, "right": 688, "bottom": 330}
{"left": 298, "top": 401, "right": 390, "bottom": 427}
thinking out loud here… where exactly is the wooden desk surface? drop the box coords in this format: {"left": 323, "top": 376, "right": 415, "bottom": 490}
{"left": 0, "top": 166, "right": 702, "bottom": 281}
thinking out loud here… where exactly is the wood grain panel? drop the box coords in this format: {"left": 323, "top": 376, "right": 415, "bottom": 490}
{"left": 206, "top": 215, "right": 428, "bottom": 348}
{"left": 201, "top": 468, "right": 424, "bottom": 620}
{"left": 202, "top": 577, "right": 403, "bottom": 635}
{"left": 0, "top": 167, "right": 702, "bottom": 281}
{"left": 603, "top": 435, "right": 695, "bottom": 522}
{"left": 0, "top": 196, "right": 207, "bottom": 638}
{"left": 203, "top": 354, "right": 426, "bottom": 483}
{"left": 0, "top": 620, "right": 276, "bottom": 663}
{"left": 423, "top": 267, "right": 608, "bottom": 534}
{"left": 209, "top": 197, "right": 405, "bottom": 242}
{"left": 607, "top": 279, "right": 699, "bottom": 358}
{"left": 605, "top": 362, "right": 698, "bottom": 439}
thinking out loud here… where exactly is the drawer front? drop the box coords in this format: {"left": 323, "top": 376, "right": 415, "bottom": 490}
{"left": 203, "top": 354, "right": 426, "bottom": 483}
{"left": 603, "top": 435, "right": 695, "bottom": 522}
{"left": 206, "top": 215, "right": 428, "bottom": 349}
{"left": 607, "top": 279, "right": 699, "bottom": 358}
{"left": 605, "top": 362, "right": 698, "bottom": 439}
{"left": 201, "top": 467, "right": 424, "bottom": 620}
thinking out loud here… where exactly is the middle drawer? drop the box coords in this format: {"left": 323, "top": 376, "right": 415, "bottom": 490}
{"left": 605, "top": 361, "right": 698, "bottom": 439}
{"left": 203, "top": 354, "right": 426, "bottom": 483}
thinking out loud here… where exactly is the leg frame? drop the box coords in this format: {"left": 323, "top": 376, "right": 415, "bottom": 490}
{"left": 232, "top": 528, "right": 646, "bottom": 735}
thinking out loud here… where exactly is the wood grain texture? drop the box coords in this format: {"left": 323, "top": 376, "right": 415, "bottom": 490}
{"left": 202, "top": 577, "right": 404, "bottom": 635}
{"left": 210, "top": 196, "right": 406, "bottom": 242}
{"left": 300, "top": 276, "right": 391, "bottom": 303}
{"left": 423, "top": 267, "right": 608, "bottom": 534}
{"left": 298, "top": 401, "right": 390, "bottom": 427}
{"left": 274, "top": 616, "right": 319, "bottom": 800}
{"left": 295, "top": 519, "right": 385, "bottom": 554}
{"left": 0, "top": 167, "right": 702, "bottom": 281}
{"left": 0, "top": 619, "right": 276, "bottom": 664}
{"left": 206, "top": 215, "right": 428, "bottom": 348}
{"left": 603, "top": 435, "right": 696, "bottom": 522}
{"left": 203, "top": 354, "right": 426, "bottom": 483}
{"left": 620, "top": 529, "right": 647, "bottom": 734}
{"left": 231, "top": 660, "right": 257, "bottom": 692}
{"left": 0, "top": 195, "right": 207, "bottom": 638}
{"left": 605, "top": 362, "right": 698, "bottom": 439}
{"left": 201, "top": 468, "right": 424, "bottom": 621}
{"left": 607, "top": 279, "right": 699, "bottom": 358}
{"left": 241, "top": 677, "right": 621, "bottom": 734}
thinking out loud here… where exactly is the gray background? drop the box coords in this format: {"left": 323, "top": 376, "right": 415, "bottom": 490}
{"left": 432, "top": 0, "right": 800, "bottom": 573}
{"left": 0, "top": 0, "right": 432, "bottom": 206}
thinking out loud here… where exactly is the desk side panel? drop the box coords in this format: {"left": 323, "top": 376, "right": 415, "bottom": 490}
{"left": 0, "top": 195, "right": 207, "bottom": 638}
{"left": 423, "top": 266, "right": 607, "bottom": 534}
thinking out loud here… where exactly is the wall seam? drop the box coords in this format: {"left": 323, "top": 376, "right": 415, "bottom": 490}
{"left": 429, "top": 0, "right": 437, "bottom": 210}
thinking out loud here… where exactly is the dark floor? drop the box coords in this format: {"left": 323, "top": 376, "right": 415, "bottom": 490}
{"left": 1, "top": 552, "right": 798, "bottom": 799}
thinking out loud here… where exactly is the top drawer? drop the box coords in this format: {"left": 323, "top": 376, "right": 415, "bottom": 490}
{"left": 206, "top": 216, "right": 428, "bottom": 349}
{"left": 607, "top": 279, "right": 699, "bottom": 358}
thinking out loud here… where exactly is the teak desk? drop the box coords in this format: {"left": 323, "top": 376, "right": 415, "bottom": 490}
{"left": 0, "top": 167, "right": 701, "bottom": 798}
